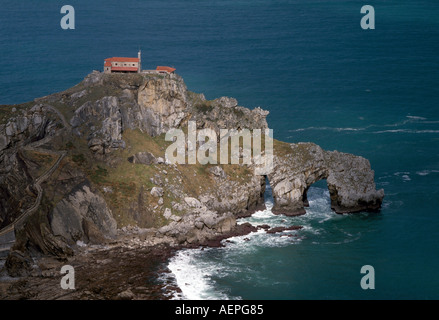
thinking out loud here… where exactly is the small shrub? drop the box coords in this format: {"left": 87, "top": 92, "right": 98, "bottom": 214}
{"left": 194, "top": 102, "right": 213, "bottom": 114}
{"left": 72, "top": 153, "right": 86, "bottom": 165}
{"left": 90, "top": 165, "right": 109, "bottom": 184}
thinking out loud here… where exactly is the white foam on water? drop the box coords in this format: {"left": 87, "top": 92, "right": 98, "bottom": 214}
{"left": 167, "top": 248, "right": 238, "bottom": 300}
{"left": 288, "top": 126, "right": 367, "bottom": 133}
{"left": 166, "top": 186, "right": 347, "bottom": 300}
{"left": 373, "top": 129, "right": 439, "bottom": 134}
{"left": 240, "top": 208, "right": 290, "bottom": 228}
{"left": 167, "top": 207, "right": 305, "bottom": 299}
{"left": 416, "top": 170, "right": 439, "bottom": 176}
{"left": 225, "top": 228, "right": 303, "bottom": 250}
{"left": 289, "top": 117, "right": 439, "bottom": 138}
{"left": 394, "top": 171, "right": 410, "bottom": 176}
{"left": 335, "top": 127, "right": 365, "bottom": 132}
{"left": 393, "top": 172, "right": 412, "bottom": 182}
{"left": 406, "top": 115, "right": 427, "bottom": 121}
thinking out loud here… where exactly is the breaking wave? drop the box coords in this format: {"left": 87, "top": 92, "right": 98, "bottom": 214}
{"left": 166, "top": 186, "right": 357, "bottom": 300}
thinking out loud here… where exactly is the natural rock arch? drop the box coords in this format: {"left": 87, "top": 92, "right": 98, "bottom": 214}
{"left": 267, "top": 142, "right": 384, "bottom": 216}
{"left": 301, "top": 179, "right": 329, "bottom": 209}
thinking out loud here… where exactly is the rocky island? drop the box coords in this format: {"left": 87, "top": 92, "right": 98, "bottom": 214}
{"left": 0, "top": 71, "right": 384, "bottom": 299}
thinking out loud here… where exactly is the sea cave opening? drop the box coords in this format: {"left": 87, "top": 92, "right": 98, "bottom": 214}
{"left": 263, "top": 176, "right": 274, "bottom": 210}
{"left": 302, "top": 179, "right": 331, "bottom": 213}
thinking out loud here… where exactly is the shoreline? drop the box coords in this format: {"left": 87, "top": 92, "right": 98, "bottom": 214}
{"left": 0, "top": 71, "right": 383, "bottom": 299}
{"left": 0, "top": 210, "right": 303, "bottom": 300}
{"left": 0, "top": 235, "right": 179, "bottom": 300}
{"left": 163, "top": 215, "right": 304, "bottom": 300}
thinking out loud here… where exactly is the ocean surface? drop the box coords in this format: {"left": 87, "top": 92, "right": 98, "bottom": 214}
{"left": 1, "top": 0, "right": 438, "bottom": 299}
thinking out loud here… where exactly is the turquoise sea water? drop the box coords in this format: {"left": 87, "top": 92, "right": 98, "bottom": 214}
{"left": 1, "top": 0, "right": 438, "bottom": 299}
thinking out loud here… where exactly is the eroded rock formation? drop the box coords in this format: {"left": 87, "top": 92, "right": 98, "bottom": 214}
{"left": 268, "top": 142, "right": 384, "bottom": 215}
{"left": 0, "top": 71, "right": 384, "bottom": 277}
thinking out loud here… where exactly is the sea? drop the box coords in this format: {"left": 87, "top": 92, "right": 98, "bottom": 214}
{"left": 1, "top": 0, "right": 438, "bottom": 299}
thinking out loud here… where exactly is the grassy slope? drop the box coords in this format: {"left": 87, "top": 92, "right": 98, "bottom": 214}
{"left": 0, "top": 74, "right": 265, "bottom": 229}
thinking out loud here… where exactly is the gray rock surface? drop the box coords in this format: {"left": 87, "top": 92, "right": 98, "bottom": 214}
{"left": 157, "top": 209, "right": 236, "bottom": 245}
{"left": 50, "top": 182, "right": 117, "bottom": 245}
{"left": 0, "top": 71, "right": 384, "bottom": 277}
{"left": 325, "top": 150, "right": 384, "bottom": 213}
{"left": 128, "top": 151, "right": 157, "bottom": 165}
{"left": 73, "top": 73, "right": 269, "bottom": 158}
{"left": 117, "top": 289, "right": 135, "bottom": 300}
{"left": 150, "top": 187, "right": 163, "bottom": 198}
{"left": 163, "top": 208, "right": 172, "bottom": 220}
{"left": 208, "top": 166, "right": 226, "bottom": 179}
{"left": 184, "top": 197, "right": 202, "bottom": 208}
{"left": 268, "top": 142, "right": 384, "bottom": 215}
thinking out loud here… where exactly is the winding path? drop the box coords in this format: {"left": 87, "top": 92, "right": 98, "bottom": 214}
{"left": 0, "top": 105, "right": 69, "bottom": 258}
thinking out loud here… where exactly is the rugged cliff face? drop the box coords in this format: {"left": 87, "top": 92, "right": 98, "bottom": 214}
{"left": 68, "top": 72, "right": 268, "bottom": 157}
{"left": 0, "top": 71, "right": 384, "bottom": 276}
{"left": 0, "top": 104, "right": 66, "bottom": 228}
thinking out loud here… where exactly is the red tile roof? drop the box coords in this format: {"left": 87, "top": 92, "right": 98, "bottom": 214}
{"left": 105, "top": 57, "right": 139, "bottom": 63}
{"left": 111, "top": 66, "right": 139, "bottom": 72}
{"left": 104, "top": 61, "right": 112, "bottom": 67}
{"left": 156, "top": 66, "right": 176, "bottom": 73}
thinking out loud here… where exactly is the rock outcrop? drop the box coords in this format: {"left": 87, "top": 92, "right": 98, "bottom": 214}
{"left": 268, "top": 142, "right": 384, "bottom": 215}
{"left": 136, "top": 75, "right": 189, "bottom": 136}
{"left": 67, "top": 72, "right": 269, "bottom": 160}
{"left": 50, "top": 181, "right": 117, "bottom": 245}
{"left": 128, "top": 151, "right": 157, "bottom": 165}
{"left": 157, "top": 209, "right": 236, "bottom": 245}
{"left": 0, "top": 71, "right": 384, "bottom": 278}
{"left": 325, "top": 150, "right": 384, "bottom": 213}
{"left": 0, "top": 104, "right": 65, "bottom": 228}
{"left": 198, "top": 173, "right": 266, "bottom": 217}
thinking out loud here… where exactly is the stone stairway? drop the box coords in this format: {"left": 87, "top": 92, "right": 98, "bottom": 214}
{"left": 0, "top": 104, "right": 68, "bottom": 261}
{"left": 0, "top": 230, "right": 15, "bottom": 259}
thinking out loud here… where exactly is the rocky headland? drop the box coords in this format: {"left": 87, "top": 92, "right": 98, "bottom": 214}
{"left": 0, "top": 71, "right": 384, "bottom": 299}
